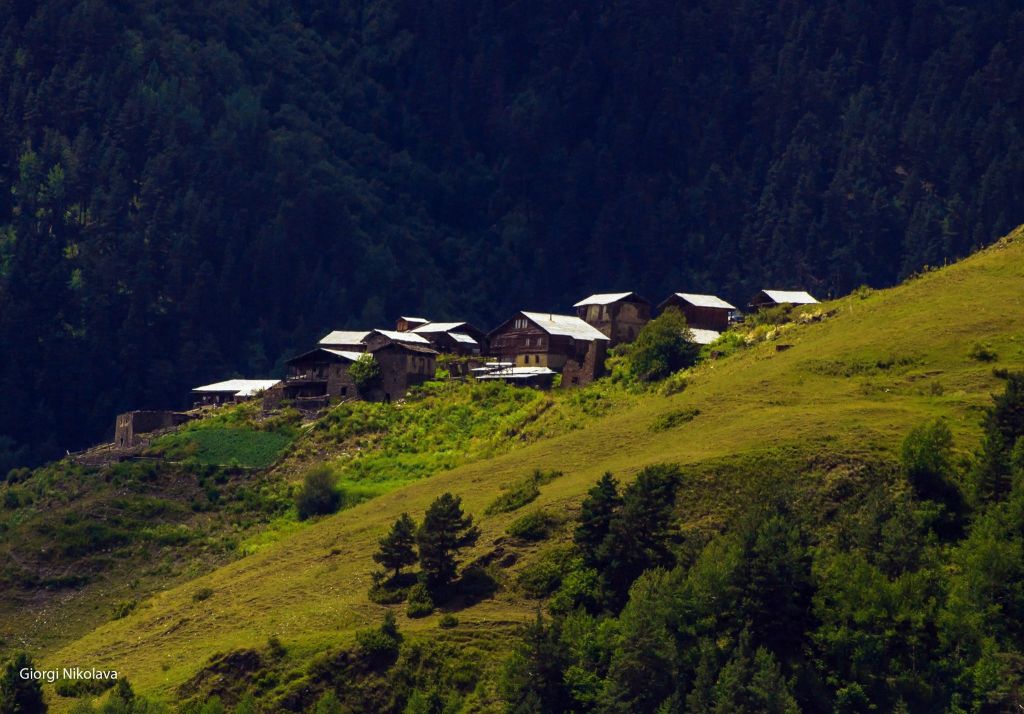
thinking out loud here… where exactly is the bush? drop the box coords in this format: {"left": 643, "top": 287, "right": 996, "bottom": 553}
{"left": 486, "top": 470, "right": 563, "bottom": 515}
{"left": 296, "top": 466, "right": 342, "bottom": 520}
{"left": 406, "top": 582, "right": 435, "bottom": 618}
{"left": 507, "top": 510, "right": 557, "bottom": 541}
{"left": 349, "top": 353, "right": 381, "bottom": 389}
{"left": 969, "top": 341, "right": 998, "bottom": 362}
{"left": 650, "top": 408, "right": 700, "bottom": 432}
{"left": 193, "top": 586, "right": 214, "bottom": 602}
{"left": 438, "top": 613, "right": 459, "bottom": 629}
{"left": 621, "top": 307, "right": 700, "bottom": 381}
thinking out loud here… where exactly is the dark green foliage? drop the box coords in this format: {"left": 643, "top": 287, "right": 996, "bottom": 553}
{"left": 574, "top": 472, "right": 621, "bottom": 568}
{"left": 405, "top": 582, "right": 434, "bottom": 619}
{"left": 2, "top": 1, "right": 1024, "bottom": 467}
{"left": 900, "top": 419, "right": 965, "bottom": 534}
{"left": 348, "top": 354, "right": 381, "bottom": 391}
{"left": 355, "top": 611, "right": 402, "bottom": 667}
{"left": 621, "top": 308, "right": 700, "bottom": 382}
{"left": 506, "top": 511, "right": 556, "bottom": 541}
{"left": 500, "top": 613, "right": 571, "bottom": 714}
{"left": 0, "top": 652, "right": 46, "bottom": 714}
{"left": 438, "top": 614, "right": 458, "bottom": 629}
{"left": 373, "top": 513, "right": 418, "bottom": 578}
{"left": 650, "top": 408, "right": 701, "bottom": 432}
{"left": 416, "top": 493, "right": 480, "bottom": 597}
{"left": 295, "top": 467, "right": 342, "bottom": 521}
{"left": 708, "top": 634, "right": 799, "bottom": 714}
{"left": 972, "top": 373, "right": 1024, "bottom": 504}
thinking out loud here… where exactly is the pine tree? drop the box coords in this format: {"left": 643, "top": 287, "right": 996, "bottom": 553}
{"left": 574, "top": 472, "right": 620, "bottom": 567}
{"left": 416, "top": 493, "right": 480, "bottom": 597}
{"left": 499, "top": 612, "right": 570, "bottom": 714}
{"left": 373, "top": 513, "right": 418, "bottom": 579}
{"left": 0, "top": 652, "right": 45, "bottom": 714}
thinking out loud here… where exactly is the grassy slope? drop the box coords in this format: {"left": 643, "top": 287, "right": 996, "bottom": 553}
{"left": 43, "top": 230, "right": 1024, "bottom": 709}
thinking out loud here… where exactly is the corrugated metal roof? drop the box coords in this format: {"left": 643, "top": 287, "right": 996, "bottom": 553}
{"left": 372, "top": 329, "right": 432, "bottom": 344}
{"left": 688, "top": 328, "right": 721, "bottom": 345}
{"left": 670, "top": 293, "right": 736, "bottom": 310}
{"left": 520, "top": 312, "right": 611, "bottom": 341}
{"left": 319, "top": 330, "right": 371, "bottom": 346}
{"left": 573, "top": 292, "right": 636, "bottom": 307}
{"left": 192, "top": 379, "right": 280, "bottom": 396}
{"left": 761, "top": 290, "right": 818, "bottom": 305}
{"left": 400, "top": 316, "right": 430, "bottom": 323}
{"left": 411, "top": 321, "right": 467, "bottom": 334}
{"left": 448, "top": 332, "right": 478, "bottom": 345}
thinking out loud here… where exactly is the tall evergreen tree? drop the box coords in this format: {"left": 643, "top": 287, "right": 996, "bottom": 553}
{"left": 0, "top": 652, "right": 45, "bottom": 714}
{"left": 574, "top": 472, "right": 621, "bottom": 567}
{"left": 373, "top": 513, "right": 418, "bottom": 579}
{"left": 416, "top": 493, "right": 480, "bottom": 597}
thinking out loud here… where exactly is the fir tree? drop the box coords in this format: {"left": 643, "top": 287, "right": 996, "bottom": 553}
{"left": 416, "top": 493, "right": 480, "bottom": 597}
{"left": 0, "top": 652, "right": 45, "bottom": 714}
{"left": 373, "top": 513, "right": 418, "bottom": 579}
{"left": 574, "top": 472, "right": 621, "bottom": 567}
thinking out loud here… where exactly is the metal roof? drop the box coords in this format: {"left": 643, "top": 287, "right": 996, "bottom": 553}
{"left": 323, "top": 349, "right": 365, "bottom": 362}
{"left": 573, "top": 292, "right": 637, "bottom": 307}
{"left": 371, "top": 329, "right": 432, "bottom": 344}
{"left": 399, "top": 316, "right": 430, "bottom": 324}
{"left": 318, "top": 330, "right": 371, "bottom": 346}
{"left": 192, "top": 379, "right": 280, "bottom": 396}
{"left": 411, "top": 321, "right": 467, "bottom": 334}
{"left": 688, "top": 328, "right": 721, "bottom": 345}
{"left": 520, "top": 312, "right": 611, "bottom": 341}
{"left": 475, "top": 366, "right": 556, "bottom": 380}
{"left": 760, "top": 290, "right": 818, "bottom": 305}
{"left": 448, "top": 332, "right": 479, "bottom": 345}
{"left": 668, "top": 293, "right": 736, "bottom": 310}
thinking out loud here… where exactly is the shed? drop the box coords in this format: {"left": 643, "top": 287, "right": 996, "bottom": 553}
{"left": 658, "top": 293, "right": 737, "bottom": 332}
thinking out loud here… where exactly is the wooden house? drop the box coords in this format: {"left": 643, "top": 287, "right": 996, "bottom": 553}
{"left": 272, "top": 348, "right": 365, "bottom": 407}
{"left": 367, "top": 341, "right": 439, "bottom": 402}
{"left": 395, "top": 316, "right": 430, "bottom": 332}
{"left": 487, "top": 311, "right": 610, "bottom": 386}
{"left": 658, "top": 293, "right": 736, "bottom": 332}
{"left": 573, "top": 292, "right": 652, "bottom": 345}
{"left": 410, "top": 321, "right": 487, "bottom": 355}
{"left": 749, "top": 290, "right": 819, "bottom": 310}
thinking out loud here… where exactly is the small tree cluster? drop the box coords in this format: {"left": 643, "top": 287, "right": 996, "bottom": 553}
{"left": 620, "top": 307, "right": 699, "bottom": 382}
{"left": 295, "top": 466, "right": 342, "bottom": 520}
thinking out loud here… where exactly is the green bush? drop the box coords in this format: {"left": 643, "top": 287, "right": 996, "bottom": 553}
{"left": 507, "top": 510, "right": 557, "bottom": 541}
{"left": 969, "top": 341, "right": 998, "bottom": 362}
{"left": 438, "top": 613, "right": 459, "bottom": 629}
{"left": 486, "top": 470, "right": 563, "bottom": 515}
{"left": 650, "top": 408, "right": 700, "bottom": 432}
{"left": 620, "top": 307, "right": 700, "bottom": 381}
{"left": 406, "top": 582, "right": 435, "bottom": 618}
{"left": 349, "top": 353, "right": 381, "bottom": 389}
{"left": 192, "top": 586, "right": 214, "bottom": 601}
{"left": 296, "top": 466, "right": 343, "bottom": 520}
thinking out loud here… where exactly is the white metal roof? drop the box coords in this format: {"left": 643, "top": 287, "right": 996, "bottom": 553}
{"left": 520, "top": 312, "right": 611, "bottom": 341}
{"left": 411, "top": 321, "right": 467, "bottom": 334}
{"left": 761, "top": 290, "right": 818, "bottom": 305}
{"left": 372, "top": 329, "right": 432, "bottom": 344}
{"left": 399, "top": 316, "right": 430, "bottom": 324}
{"left": 448, "top": 332, "right": 479, "bottom": 345}
{"left": 192, "top": 379, "right": 280, "bottom": 396}
{"left": 322, "top": 349, "right": 365, "bottom": 362}
{"left": 318, "top": 330, "right": 371, "bottom": 346}
{"left": 476, "top": 366, "right": 556, "bottom": 380}
{"left": 573, "top": 292, "right": 635, "bottom": 307}
{"left": 669, "top": 293, "right": 736, "bottom": 310}
{"left": 688, "top": 328, "right": 721, "bottom": 345}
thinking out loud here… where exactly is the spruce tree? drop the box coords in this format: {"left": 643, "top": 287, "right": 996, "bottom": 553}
{"left": 416, "top": 493, "right": 480, "bottom": 597}
{"left": 0, "top": 652, "right": 45, "bottom": 714}
{"left": 574, "top": 472, "right": 621, "bottom": 567}
{"left": 373, "top": 513, "right": 418, "bottom": 579}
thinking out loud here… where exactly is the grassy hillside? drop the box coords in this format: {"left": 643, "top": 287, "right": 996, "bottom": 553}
{"left": 15, "top": 228, "right": 1024, "bottom": 710}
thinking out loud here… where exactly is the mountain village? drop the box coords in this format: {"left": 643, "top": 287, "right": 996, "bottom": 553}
{"left": 110, "top": 289, "right": 817, "bottom": 451}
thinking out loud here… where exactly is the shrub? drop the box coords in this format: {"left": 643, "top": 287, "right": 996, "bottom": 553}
{"left": 356, "top": 612, "right": 402, "bottom": 665}
{"left": 486, "top": 469, "right": 563, "bottom": 515}
{"left": 406, "top": 582, "right": 435, "bottom": 618}
{"left": 439, "top": 613, "right": 459, "bottom": 629}
{"left": 296, "top": 466, "right": 342, "bottom": 520}
{"left": 516, "top": 547, "right": 575, "bottom": 599}
{"left": 507, "top": 510, "right": 557, "bottom": 541}
{"left": 193, "top": 586, "right": 214, "bottom": 602}
{"left": 969, "top": 341, "right": 998, "bottom": 362}
{"left": 349, "top": 353, "right": 381, "bottom": 389}
{"left": 650, "top": 407, "right": 700, "bottom": 432}
{"left": 621, "top": 307, "right": 700, "bottom": 381}
{"left": 112, "top": 599, "right": 137, "bottom": 620}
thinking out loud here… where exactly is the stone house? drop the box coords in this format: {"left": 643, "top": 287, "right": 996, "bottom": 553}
{"left": 573, "top": 292, "right": 651, "bottom": 346}
{"left": 487, "top": 311, "right": 610, "bottom": 386}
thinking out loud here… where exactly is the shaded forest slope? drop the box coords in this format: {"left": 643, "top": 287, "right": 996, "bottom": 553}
{"left": 3, "top": 0, "right": 1024, "bottom": 463}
